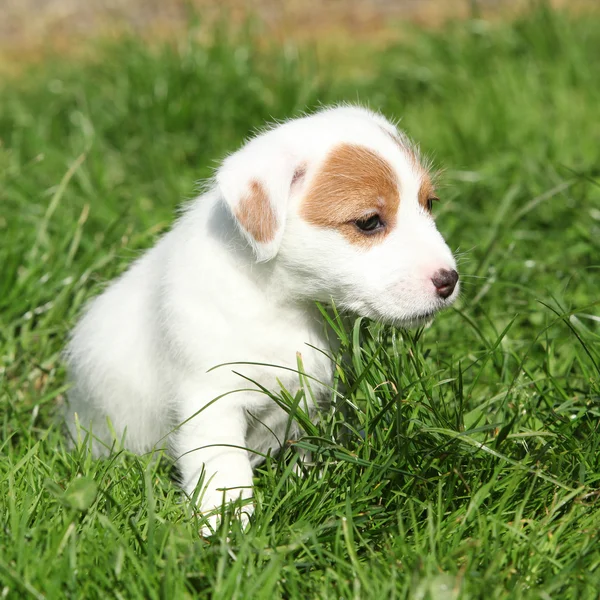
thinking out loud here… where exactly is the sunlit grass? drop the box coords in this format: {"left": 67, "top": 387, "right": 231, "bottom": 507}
{"left": 1, "top": 5, "right": 599, "bottom": 598}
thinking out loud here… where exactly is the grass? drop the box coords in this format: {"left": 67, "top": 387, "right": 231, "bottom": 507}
{"left": 1, "top": 5, "right": 600, "bottom": 598}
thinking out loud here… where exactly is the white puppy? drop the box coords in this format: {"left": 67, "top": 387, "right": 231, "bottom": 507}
{"left": 64, "top": 105, "right": 459, "bottom": 530}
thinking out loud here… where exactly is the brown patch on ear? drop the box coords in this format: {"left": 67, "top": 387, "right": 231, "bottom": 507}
{"left": 418, "top": 173, "right": 437, "bottom": 213}
{"left": 235, "top": 180, "right": 277, "bottom": 244}
{"left": 300, "top": 144, "right": 399, "bottom": 248}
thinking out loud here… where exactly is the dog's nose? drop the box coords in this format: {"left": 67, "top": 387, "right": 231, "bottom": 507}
{"left": 431, "top": 269, "right": 459, "bottom": 299}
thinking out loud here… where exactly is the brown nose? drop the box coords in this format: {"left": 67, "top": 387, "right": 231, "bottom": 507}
{"left": 431, "top": 269, "right": 459, "bottom": 299}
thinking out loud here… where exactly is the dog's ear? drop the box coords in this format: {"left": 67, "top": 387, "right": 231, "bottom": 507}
{"left": 216, "top": 135, "right": 300, "bottom": 262}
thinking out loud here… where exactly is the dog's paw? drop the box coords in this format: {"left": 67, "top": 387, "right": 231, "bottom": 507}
{"left": 198, "top": 502, "right": 254, "bottom": 538}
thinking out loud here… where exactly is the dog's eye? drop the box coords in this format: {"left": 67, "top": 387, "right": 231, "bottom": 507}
{"left": 355, "top": 214, "right": 383, "bottom": 233}
{"left": 426, "top": 196, "right": 439, "bottom": 213}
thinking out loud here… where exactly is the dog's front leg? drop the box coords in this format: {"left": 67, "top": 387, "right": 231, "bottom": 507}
{"left": 174, "top": 401, "right": 254, "bottom": 535}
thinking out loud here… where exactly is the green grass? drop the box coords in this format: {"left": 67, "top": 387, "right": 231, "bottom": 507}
{"left": 2, "top": 5, "right": 600, "bottom": 598}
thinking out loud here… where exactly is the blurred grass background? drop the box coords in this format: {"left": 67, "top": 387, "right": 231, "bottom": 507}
{"left": 2, "top": 0, "right": 599, "bottom": 71}
{"left": 1, "top": 1, "right": 600, "bottom": 598}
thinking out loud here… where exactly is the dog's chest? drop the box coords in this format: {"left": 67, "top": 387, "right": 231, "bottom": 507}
{"left": 244, "top": 340, "right": 333, "bottom": 467}
{"left": 237, "top": 314, "right": 335, "bottom": 463}
{"left": 239, "top": 313, "right": 335, "bottom": 403}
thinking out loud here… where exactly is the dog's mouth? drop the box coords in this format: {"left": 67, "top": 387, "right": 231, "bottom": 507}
{"left": 354, "top": 295, "right": 455, "bottom": 330}
{"left": 399, "top": 310, "right": 437, "bottom": 329}
{"left": 372, "top": 309, "right": 438, "bottom": 330}
{"left": 394, "top": 293, "right": 459, "bottom": 329}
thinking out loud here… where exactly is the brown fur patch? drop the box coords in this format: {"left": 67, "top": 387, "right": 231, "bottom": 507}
{"left": 378, "top": 125, "right": 438, "bottom": 211}
{"left": 300, "top": 143, "right": 399, "bottom": 247}
{"left": 235, "top": 180, "right": 277, "bottom": 244}
{"left": 418, "top": 173, "right": 437, "bottom": 213}
{"left": 378, "top": 125, "right": 422, "bottom": 173}
{"left": 379, "top": 125, "right": 438, "bottom": 213}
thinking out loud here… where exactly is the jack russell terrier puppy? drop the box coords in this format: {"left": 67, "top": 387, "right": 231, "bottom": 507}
{"left": 64, "top": 105, "right": 459, "bottom": 532}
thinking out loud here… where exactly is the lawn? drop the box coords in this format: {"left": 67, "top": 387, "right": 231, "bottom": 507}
{"left": 1, "top": 5, "right": 600, "bottom": 599}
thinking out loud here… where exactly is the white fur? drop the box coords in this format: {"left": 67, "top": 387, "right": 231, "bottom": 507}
{"left": 64, "top": 105, "right": 459, "bottom": 532}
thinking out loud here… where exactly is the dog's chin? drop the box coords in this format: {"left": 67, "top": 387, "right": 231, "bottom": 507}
{"left": 395, "top": 311, "right": 437, "bottom": 330}
{"left": 374, "top": 309, "right": 438, "bottom": 330}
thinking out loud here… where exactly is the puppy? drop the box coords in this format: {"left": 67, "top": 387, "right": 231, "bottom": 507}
{"left": 64, "top": 105, "right": 459, "bottom": 531}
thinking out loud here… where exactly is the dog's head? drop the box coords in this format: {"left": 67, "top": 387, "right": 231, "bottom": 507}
{"left": 216, "top": 105, "right": 459, "bottom": 327}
